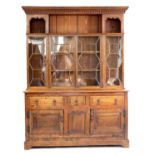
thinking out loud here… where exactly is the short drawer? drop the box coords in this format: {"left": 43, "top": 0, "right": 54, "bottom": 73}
{"left": 28, "top": 96, "right": 63, "bottom": 109}
{"left": 90, "top": 95, "right": 123, "bottom": 107}
{"left": 68, "top": 96, "right": 86, "bottom": 106}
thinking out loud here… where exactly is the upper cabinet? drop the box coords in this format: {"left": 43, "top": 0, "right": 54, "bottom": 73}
{"left": 23, "top": 6, "right": 128, "bottom": 89}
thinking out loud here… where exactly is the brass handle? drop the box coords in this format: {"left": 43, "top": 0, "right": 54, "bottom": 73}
{"left": 75, "top": 99, "right": 78, "bottom": 105}
{"left": 53, "top": 99, "right": 56, "bottom": 106}
{"left": 34, "top": 99, "right": 39, "bottom": 103}
{"left": 114, "top": 98, "right": 117, "bottom": 105}
{"left": 97, "top": 99, "right": 100, "bottom": 105}
{"left": 32, "top": 99, "right": 39, "bottom": 108}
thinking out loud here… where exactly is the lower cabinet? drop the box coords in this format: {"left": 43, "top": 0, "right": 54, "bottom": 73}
{"left": 25, "top": 93, "right": 128, "bottom": 149}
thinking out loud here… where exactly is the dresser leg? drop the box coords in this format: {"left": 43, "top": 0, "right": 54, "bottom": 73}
{"left": 121, "top": 140, "right": 129, "bottom": 148}
{"left": 24, "top": 142, "right": 31, "bottom": 150}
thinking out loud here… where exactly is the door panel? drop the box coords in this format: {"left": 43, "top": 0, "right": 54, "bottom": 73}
{"left": 90, "top": 109, "right": 124, "bottom": 135}
{"left": 67, "top": 110, "right": 89, "bottom": 135}
{"left": 30, "top": 110, "right": 63, "bottom": 135}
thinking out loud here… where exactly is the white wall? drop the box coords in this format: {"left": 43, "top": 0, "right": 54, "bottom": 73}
{"left": 0, "top": 0, "right": 155, "bottom": 155}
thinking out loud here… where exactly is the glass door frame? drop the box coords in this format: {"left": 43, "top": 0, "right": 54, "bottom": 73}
{"left": 26, "top": 34, "right": 49, "bottom": 88}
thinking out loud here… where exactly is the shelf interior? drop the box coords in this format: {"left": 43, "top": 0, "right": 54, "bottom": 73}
{"left": 106, "top": 18, "right": 121, "bottom": 33}
{"left": 30, "top": 18, "right": 45, "bottom": 33}
{"left": 49, "top": 15, "right": 102, "bottom": 34}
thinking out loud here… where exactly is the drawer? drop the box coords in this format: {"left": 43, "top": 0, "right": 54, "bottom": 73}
{"left": 90, "top": 96, "right": 123, "bottom": 107}
{"left": 28, "top": 96, "right": 63, "bottom": 109}
{"left": 68, "top": 96, "right": 86, "bottom": 106}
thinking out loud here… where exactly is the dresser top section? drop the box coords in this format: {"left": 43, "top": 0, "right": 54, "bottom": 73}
{"left": 22, "top": 6, "right": 128, "bottom": 15}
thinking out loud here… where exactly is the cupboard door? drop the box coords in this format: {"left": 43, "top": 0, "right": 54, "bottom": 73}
{"left": 106, "top": 36, "right": 123, "bottom": 86}
{"left": 29, "top": 110, "right": 63, "bottom": 135}
{"left": 28, "top": 37, "right": 47, "bottom": 87}
{"left": 66, "top": 110, "right": 89, "bottom": 135}
{"left": 50, "top": 36, "right": 76, "bottom": 87}
{"left": 90, "top": 109, "right": 124, "bottom": 135}
{"left": 77, "top": 37, "right": 100, "bottom": 86}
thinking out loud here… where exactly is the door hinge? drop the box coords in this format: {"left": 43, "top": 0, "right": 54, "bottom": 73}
{"left": 27, "top": 125, "right": 30, "bottom": 133}
{"left": 27, "top": 111, "right": 30, "bottom": 119}
{"left": 124, "top": 122, "right": 126, "bottom": 129}
{"left": 123, "top": 109, "right": 126, "bottom": 117}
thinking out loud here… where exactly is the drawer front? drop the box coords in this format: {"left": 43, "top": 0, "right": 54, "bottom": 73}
{"left": 68, "top": 96, "right": 86, "bottom": 106}
{"left": 90, "top": 96, "right": 123, "bottom": 107}
{"left": 28, "top": 96, "right": 63, "bottom": 109}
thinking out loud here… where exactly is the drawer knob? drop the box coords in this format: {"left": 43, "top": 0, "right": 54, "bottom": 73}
{"left": 53, "top": 100, "right": 57, "bottom": 106}
{"left": 97, "top": 99, "right": 100, "bottom": 105}
{"left": 114, "top": 99, "right": 117, "bottom": 105}
{"left": 34, "top": 99, "right": 39, "bottom": 103}
{"left": 75, "top": 99, "right": 78, "bottom": 105}
{"left": 31, "top": 103, "right": 38, "bottom": 108}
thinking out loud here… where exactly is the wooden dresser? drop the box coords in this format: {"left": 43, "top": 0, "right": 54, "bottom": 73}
{"left": 22, "top": 6, "right": 129, "bottom": 149}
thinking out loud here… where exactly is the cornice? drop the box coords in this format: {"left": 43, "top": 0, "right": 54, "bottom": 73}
{"left": 22, "top": 6, "right": 128, "bottom": 15}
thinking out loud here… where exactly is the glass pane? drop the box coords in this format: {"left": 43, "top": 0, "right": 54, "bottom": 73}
{"left": 106, "top": 36, "right": 122, "bottom": 86}
{"left": 78, "top": 37, "right": 100, "bottom": 86}
{"left": 51, "top": 36, "right": 75, "bottom": 86}
{"left": 28, "top": 37, "right": 46, "bottom": 86}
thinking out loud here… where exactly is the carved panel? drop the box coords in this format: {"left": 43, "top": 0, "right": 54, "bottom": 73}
{"left": 90, "top": 109, "right": 124, "bottom": 135}
{"left": 67, "top": 110, "right": 87, "bottom": 135}
{"left": 30, "top": 110, "right": 63, "bottom": 134}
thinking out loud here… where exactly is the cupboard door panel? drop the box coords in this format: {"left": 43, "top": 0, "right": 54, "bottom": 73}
{"left": 30, "top": 110, "right": 63, "bottom": 135}
{"left": 67, "top": 110, "right": 89, "bottom": 135}
{"left": 90, "top": 109, "right": 124, "bottom": 135}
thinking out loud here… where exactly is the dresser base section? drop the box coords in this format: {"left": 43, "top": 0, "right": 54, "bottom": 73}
{"left": 24, "top": 138, "right": 129, "bottom": 149}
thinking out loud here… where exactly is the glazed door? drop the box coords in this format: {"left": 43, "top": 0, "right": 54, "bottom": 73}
{"left": 28, "top": 36, "right": 47, "bottom": 87}
{"left": 29, "top": 110, "right": 63, "bottom": 135}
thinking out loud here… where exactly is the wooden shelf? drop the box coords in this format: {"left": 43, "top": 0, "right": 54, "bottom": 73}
{"left": 78, "top": 51, "right": 100, "bottom": 54}
{"left": 51, "top": 52, "right": 74, "bottom": 55}
{"left": 27, "top": 33, "right": 124, "bottom": 36}
{"left": 48, "top": 33, "right": 103, "bottom": 36}
{"left": 51, "top": 70, "right": 74, "bottom": 72}
{"left": 78, "top": 69, "right": 100, "bottom": 72}
{"left": 27, "top": 33, "right": 48, "bottom": 36}
{"left": 105, "top": 33, "right": 124, "bottom": 36}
